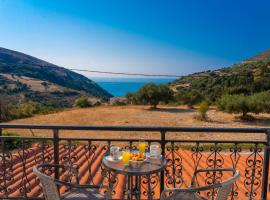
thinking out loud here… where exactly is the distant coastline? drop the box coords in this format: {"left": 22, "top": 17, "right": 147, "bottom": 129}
{"left": 91, "top": 77, "right": 175, "bottom": 97}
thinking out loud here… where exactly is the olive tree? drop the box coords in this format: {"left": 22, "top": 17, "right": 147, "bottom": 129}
{"left": 218, "top": 94, "right": 250, "bottom": 117}
{"left": 218, "top": 92, "right": 270, "bottom": 119}
{"left": 137, "top": 83, "right": 174, "bottom": 109}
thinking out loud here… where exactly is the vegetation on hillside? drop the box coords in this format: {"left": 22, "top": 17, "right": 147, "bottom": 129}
{"left": 124, "top": 49, "right": 270, "bottom": 120}
{"left": 0, "top": 98, "right": 55, "bottom": 122}
{"left": 0, "top": 47, "right": 112, "bottom": 99}
{"left": 172, "top": 59, "right": 270, "bottom": 104}
{"left": 0, "top": 47, "right": 114, "bottom": 121}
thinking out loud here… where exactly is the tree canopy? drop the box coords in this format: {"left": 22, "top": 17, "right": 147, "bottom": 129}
{"left": 172, "top": 59, "right": 270, "bottom": 103}
{"left": 218, "top": 92, "right": 270, "bottom": 119}
{"left": 126, "top": 83, "right": 174, "bottom": 108}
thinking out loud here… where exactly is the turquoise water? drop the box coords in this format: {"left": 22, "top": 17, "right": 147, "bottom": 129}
{"left": 91, "top": 78, "right": 175, "bottom": 97}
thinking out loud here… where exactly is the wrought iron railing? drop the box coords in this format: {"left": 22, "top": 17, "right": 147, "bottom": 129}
{"left": 0, "top": 124, "right": 269, "bottom": 199}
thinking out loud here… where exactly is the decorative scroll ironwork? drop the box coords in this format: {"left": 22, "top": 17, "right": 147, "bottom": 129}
{"left": 191, "top": 142, "right": 203, "bottom": 172}
{"left": 164, "top": 142, "right": 183, "bottom": 189}
{"left": 244, "top": 144, "right": 263, "bottom": 199}
{"left": 191, "top": 142, "right": 204, "bottom": 195}
{"left": 34, "top": 142, "right": 53, "bottom": 164}
{"left": 205, "top": 143, "right": 224, "bottom": 199}
{"left": 101, "top": 165, "right": 118, "bottom": 197}
{"left": 229, "top": 143, "right": 242, "bottom": 199}
{"left": 61, "top": 141, "right": 78, "bottom": 166}
{"left": 33, "top": 141, "right": 53, "bottom": 194}
{"left": 0, "top": 150, "right": 15, "bottom": 196}
{"left": 206, "top": 143, "right": 224, "bottom": 169}
{"left": 141, "top": 173, "right": 160, "bottom": 198}
{"left": 16, "top": 140, "right": 33, "bottom": 197}
{"left": 0, "top": 125, "right": 269, "bottom": 200}
{"left": 82, "top": 141, "right": 98, "bottom": 185}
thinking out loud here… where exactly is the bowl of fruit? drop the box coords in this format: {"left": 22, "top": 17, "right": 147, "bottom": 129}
{"left": 129, "top": 152, "right": 147, "bottom": 168}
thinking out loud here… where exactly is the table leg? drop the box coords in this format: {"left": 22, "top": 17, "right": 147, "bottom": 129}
{"left": 127, "top": 175, "right": 141, "bottom": 200}
{"left": 108, "top": 171, "right": 119, "bottom": 199}
{"left": 127, "top": 175, "right": 132, "bottom": 200}
{"left": 101, "top": 166, "right": 111, "bottom": 198}
{"left": 147, "top": 174, "right": 153, "bottom": 200}
{"left": 134, "top": 176, "right": 140, "bottom": 200}
{"left": 138, "top": 176, "right": 141, "bottom": 200}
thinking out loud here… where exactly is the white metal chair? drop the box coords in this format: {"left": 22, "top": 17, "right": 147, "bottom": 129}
{"left": 160, "top": 168, "right": 240, "bottom": 200}
{"left": 33, "top": 164, "right": 111, "bottom": 200}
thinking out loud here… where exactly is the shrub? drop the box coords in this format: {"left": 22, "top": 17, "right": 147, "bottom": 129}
{"left": 74, "top": 96, "right": 92, "bottom": 108}
{"left": 112, "top": 100, "right": 127, "bottom": 106}
{"left": 0, "top": 101, "right": 54, "bottom": 121}
{"left": 16, "top": 101, "right": 38, "bottom": 118}
{"left": 196, "top": 101, "right": 209, "bottom": 121}
{"left": 2, "top": 131, "right": 33, "bottom": 150}
{"left": 2, "top": 131, "right": 21, "bottom": 150}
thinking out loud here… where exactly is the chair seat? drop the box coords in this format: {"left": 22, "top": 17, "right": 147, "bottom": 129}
{"left": 165, "top": 191, "right": 203, "bottom": 200}
{"left": 62, "top": 188, "right": 106, "bottom": 200}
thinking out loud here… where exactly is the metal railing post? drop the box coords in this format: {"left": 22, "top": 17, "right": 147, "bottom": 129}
{"left": 160, "top": 130, "right": 166, "bottom": 195}
{"left": 0, "top": 127, "right": 2, "bottom": 147}
{"left": 53, "top": 129, "right": 59, "bottom": 180}
{"left": 262, "top": 129, "right": 270, "bottom": 200}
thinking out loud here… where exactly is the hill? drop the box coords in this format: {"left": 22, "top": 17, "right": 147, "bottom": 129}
{"left": 0, "top": 47, "right": 112, "bottom": 108}
{"left": 171, "top": 49, "right": 270, "bottom": 103}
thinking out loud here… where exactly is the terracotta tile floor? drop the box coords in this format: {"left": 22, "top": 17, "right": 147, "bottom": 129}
{"left": 0, "top": 143, "right": 268, "bottom": 200}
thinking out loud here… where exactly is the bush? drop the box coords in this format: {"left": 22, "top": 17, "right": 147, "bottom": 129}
{"left": 196, "top": 101, "right": 209, "bottom": 121}
{"left": 2, "top": 131, "right": 21, "bottom": 150}
{"left": 0, "top": 100, "right": 55, "bottom": 121}
{"left": 2, "top": 131, "right": 33, "bottom": 150}
{"left": 16, "top": 101, "right": 39, "bottom": 118}
{"left": 74, "top": 96, "right": 92, "bottom": 108}
{"left": 112, "top": 100, "right": 127, "bottom": 106}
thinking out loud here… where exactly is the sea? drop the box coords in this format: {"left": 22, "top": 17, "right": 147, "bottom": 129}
{"left": 91, "top": 77, "right": 176, "bottom": 97}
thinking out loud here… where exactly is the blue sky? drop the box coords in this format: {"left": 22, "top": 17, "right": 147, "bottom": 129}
{"left": 0, "top": 0, "right": 270, "bottom": 77}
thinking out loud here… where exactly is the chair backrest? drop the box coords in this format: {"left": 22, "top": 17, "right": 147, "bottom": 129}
{"left": 33, "top": 165, "right": 60, "bottom": 200}
{"left": 215, "top": 170, "right": 240, "bottom": 200}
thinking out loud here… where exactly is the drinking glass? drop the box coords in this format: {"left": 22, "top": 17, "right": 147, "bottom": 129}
{"left": 139, "top": 140, "right": 146, "bottom": 155}
{"left": 150, "top": 145, "right": 160, "bottom": 157}
{"left": 110, "top": 146, "right": 120, "bottom": 160}
{"left": 122, "top": 150, "right": 130, "bottom": 166}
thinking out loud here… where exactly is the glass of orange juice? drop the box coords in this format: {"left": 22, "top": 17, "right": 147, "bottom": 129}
{"left": 122, "top": 150, "right": 130, "bottom": 166}
{"left": 139, "top": 141, "right": 146, "bottom": 155}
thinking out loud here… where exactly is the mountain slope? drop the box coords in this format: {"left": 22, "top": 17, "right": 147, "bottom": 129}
{"left": 0, "top": 47, "right": 112, "bottom": 107}
{"left": 172, "top": 49, "right": 270, "bottom": 102}
{"left": 245, "top": 49, "right": 270, "bottom": 62}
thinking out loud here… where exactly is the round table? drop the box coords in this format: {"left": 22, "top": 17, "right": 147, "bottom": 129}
{"left": 102, "top": 155, "right": 167, "bottom": 200}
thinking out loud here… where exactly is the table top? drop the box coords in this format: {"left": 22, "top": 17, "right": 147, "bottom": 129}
{"left": 102, "top": 155, "right": 167, "bottom": 176}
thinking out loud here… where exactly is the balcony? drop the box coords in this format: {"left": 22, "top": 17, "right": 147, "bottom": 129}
{"left": 0, "top": 124, "right": 269, "bottom": 200}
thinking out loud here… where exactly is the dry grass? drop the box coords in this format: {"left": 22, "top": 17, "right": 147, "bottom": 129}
{"left": 6, "top": 105, "right": 270, "bottom": 141}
